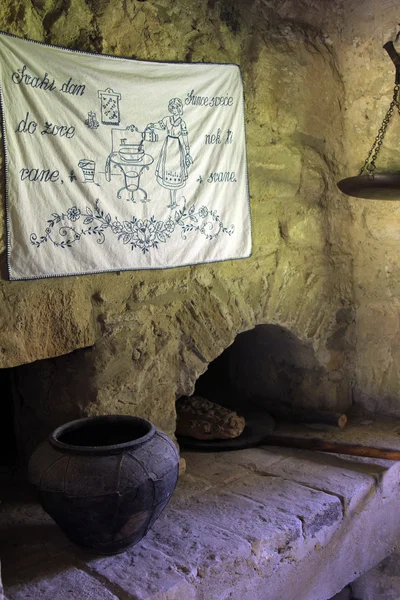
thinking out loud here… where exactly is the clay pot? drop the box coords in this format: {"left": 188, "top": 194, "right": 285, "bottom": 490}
{"left": 28, "top": 415, "right": 179, "bottom": 555}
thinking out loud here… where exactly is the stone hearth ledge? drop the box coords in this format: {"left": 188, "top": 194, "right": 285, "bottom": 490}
{"left": 2, "top": 421, "right": 400, "bottom": 600}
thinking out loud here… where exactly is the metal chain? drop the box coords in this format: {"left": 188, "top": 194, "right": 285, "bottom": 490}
{"left": 360, "top": 83, "right": 400, "bottom": 175}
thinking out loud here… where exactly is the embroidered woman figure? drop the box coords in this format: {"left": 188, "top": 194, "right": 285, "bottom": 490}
{"left": 147, "top": 98, "right": 193, "bottom": 208}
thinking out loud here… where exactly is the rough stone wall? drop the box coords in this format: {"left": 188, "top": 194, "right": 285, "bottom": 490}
{"left": 0, "top": 0, "right": 354, "bottom": 454}
{"left": 337, "top": 0, "right": 400, "bottom": 417}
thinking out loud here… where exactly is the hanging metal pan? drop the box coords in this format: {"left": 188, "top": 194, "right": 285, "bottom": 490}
{"left": 337, "top": 173, "right": 400, "bottom": 200}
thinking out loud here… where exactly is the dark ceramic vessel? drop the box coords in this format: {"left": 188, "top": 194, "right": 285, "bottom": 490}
{"left": 28, "top": 415, "right": 179, "bottom": 555}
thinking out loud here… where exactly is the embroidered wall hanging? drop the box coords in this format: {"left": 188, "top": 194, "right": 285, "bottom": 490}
{"left": 0, "top": 32, "right": 251, "bottom": 280}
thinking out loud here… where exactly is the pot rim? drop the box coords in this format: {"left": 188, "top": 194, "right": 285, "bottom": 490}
{"left": 49, "top": 415, "right": 156, "bottom": 455}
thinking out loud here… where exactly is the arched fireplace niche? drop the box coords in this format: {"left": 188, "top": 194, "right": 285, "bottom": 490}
{"left": 176, "top": 324, "right": 351, "bottom": 441}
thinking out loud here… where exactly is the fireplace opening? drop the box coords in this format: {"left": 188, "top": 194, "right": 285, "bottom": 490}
{"left": 0, "top": 368, "right": 18, "bottom": 466}
{"left": 175, "top": 324, "right": 348, "bottom": 447}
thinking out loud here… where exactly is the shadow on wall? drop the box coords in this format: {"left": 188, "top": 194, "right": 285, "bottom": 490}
{"left": 11, "top": 347, "right": 98, "bottom": 462}
{"left": 0, "top": 367, "right": 17, "bottom": 466}
{"left": 194, "top": 324, "right": 333, "bottom": 414}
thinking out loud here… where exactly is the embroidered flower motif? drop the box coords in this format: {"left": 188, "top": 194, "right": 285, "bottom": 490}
{"left": 198, "top": 206, "right": 208, "bottom": 218}
{"left": 111, "top": 220, "right": 123, "bottom": 234}
{"left": 132, "top": 219, "right": 156, "bottom": 252}
{"left": 67, "top": 207, "right": 81, "bottom": 222}
{"left": 165, "top": 218, "right": 175, "bottom": 234}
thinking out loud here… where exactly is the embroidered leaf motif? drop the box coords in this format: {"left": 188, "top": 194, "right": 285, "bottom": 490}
{"left": 122, "top": 233, "right": 133, "bottom": 245}
{"left": 123, "top": 221, "right": 134, "bottom": 233}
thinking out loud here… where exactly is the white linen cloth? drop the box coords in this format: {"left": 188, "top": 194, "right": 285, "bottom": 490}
{"left": 0, "top": 32, "right": 251, "bottom": 280}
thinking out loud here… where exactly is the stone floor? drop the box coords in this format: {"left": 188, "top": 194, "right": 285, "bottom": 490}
{"left": 2, "top": 418, "right": 400, "bottom": 600}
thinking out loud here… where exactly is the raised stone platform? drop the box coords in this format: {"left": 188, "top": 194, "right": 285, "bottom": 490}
{"left": 2, "top": 419, "right": 400, "bottom": 600}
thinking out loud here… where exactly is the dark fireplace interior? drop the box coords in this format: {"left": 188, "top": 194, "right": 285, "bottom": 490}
{"left": 0, "top": 368, "right": 17, "bottom": 467}
{"left": 192, "top": 324, "right": 322, "bottom": 415}
{"left": 175, "top": 324, "right": 340, "bottom": 446}
{"left": 172, "top": 323, "right": 354, "bottom": 456}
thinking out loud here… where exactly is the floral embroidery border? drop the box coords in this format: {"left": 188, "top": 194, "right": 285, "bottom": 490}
{"left": 30, "top": 199, "right": 235, "bottom": 254}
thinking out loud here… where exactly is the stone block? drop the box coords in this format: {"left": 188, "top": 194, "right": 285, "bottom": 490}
{"left": 224, "top": 474, "right": 343, "bottom": 541}
{"left": 168, "top": 488, "right": 302, "bottom": 561}
{"left": 5, "top": 566, "right": 119, "bottom": 600}
{"left": 254, "top": 448, "right": 376, "bottom": 514}
{"left": 247, "top": 143, "right": 302, "bottom": 198}
{"left": 89, "top": 547, "right": 197, "bottom": 600}
{"left": 286, "top": 207, "right": 326, "bottom": 248}
{"left": 365, "top": 205, "right": 400, "bottom": 241}
{"left": 180, "top": 451, "right": 251, "bottom": 485}
{"left": 201, "top": 447, "right": 285, "bottom": 474}
{"left": 141, "top": 508, "right": 252, "bottom": 572}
